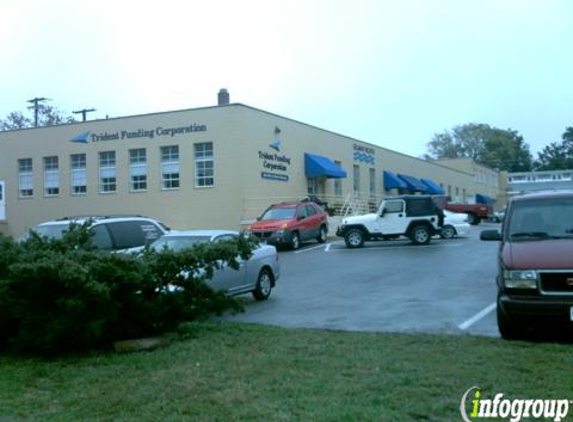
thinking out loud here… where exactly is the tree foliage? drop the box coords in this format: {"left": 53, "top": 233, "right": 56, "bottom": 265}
{"left": 0, "top": 225, "right": 251, "bottom": 355}
{"left": 535, "top": 127, "right": 573, "bottom": 170}
{"left": 0, "top": 103, "right": 75, "bottom": 130}
{"left": 427, "top": 123, "right": 533, "bottom": 171}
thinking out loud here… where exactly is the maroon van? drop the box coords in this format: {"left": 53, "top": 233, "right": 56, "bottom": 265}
{"left": 481, "top": 190, "right": 573, "bottom": 339}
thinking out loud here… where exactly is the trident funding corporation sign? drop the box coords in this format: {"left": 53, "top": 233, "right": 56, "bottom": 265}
{"left": 70, "top": 123, "right": 207, "bottom": 143}
{"left": 259, "top": 142, "right": 291, "bottom": 182}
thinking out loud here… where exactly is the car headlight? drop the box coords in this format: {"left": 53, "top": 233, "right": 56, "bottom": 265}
{"left": 503, "top": 270, "right": 538, "bottom": 289}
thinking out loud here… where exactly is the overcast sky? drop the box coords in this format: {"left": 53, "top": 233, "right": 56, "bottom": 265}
{"left": 1, "top": 0, "right": 571, "bottom": 158}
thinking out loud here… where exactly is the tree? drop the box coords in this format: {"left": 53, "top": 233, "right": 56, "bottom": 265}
{"left": 535, "top": 126, "right": 573, "bottom": 170}
{"left": 427, "top": 123, "right": 532, "bottom": 171}
{"left": 0, "top": 103, "right": 75, "bottom": 131}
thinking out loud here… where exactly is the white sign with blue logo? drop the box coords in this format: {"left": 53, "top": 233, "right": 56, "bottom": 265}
{"left": 353, "top": 144, "right": 375, "bottom": 165}
{"left": 259, "top": 140, "right": 291, "bottom": 182}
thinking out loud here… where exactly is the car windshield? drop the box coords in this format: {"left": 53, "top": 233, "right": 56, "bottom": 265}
{"left": 151, "top": 236, "right": 211, "bottom": 252}
{"left": 260, "top": 207, "right": 297, "bottom": 221}
{"left": 507, "top": 198, "right": 573, "bottom": 241}
{"left": 33, "top": 223, "right": 71, "bottom": 239}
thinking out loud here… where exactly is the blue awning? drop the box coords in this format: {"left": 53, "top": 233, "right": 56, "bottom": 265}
{"left": 420, "top": 178, "right": 445, "bottom": 195}
{"left": 397, "top": 174, "right": 429, "bottom": 192}
{"left": 304, "top": 153, "right": 347, "bottom": 179}
{"left": 476, "top": 194, "right": 496, "bottom": 204}
{"left": 383, "top": 170, "right": 407, "bottom": 190}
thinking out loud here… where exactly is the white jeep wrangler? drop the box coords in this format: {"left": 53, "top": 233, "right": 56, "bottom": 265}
{"left": 336, "top": 195, "right": 444, "bottom": 248}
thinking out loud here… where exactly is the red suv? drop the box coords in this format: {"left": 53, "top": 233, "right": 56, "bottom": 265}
{"left": 481, "top": 190, "right": 573, "bottom": 339}
{"left": 248, "top": 200, "right": 328, "bottom": 250}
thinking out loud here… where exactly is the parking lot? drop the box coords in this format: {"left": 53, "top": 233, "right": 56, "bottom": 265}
{"left": 226, "top": 222, "right": 501, "bottom": 337}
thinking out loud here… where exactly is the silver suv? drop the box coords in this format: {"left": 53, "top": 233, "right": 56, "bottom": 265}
{"left": 26, "top": 215, "right": 169, "bottom": 253}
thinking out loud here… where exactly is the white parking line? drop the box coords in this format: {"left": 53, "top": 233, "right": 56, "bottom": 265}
{"left": 325, "top": 243, "right": 332, "bottom": 252}
{"left": 294, "top": 243, "right": 329, "bottom": 254}
{"left": 325, "top": 242, "right": 463, "bottom": 251}
{"left": 458, "top": 302, "right": 497, "bottom": 330}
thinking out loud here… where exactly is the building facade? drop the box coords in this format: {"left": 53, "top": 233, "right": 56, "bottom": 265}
{"left": 0, "top": 96, "right": 503, "bottom": 237}
{"left": 507, "top": 169, "right": 573, "bottom": 196}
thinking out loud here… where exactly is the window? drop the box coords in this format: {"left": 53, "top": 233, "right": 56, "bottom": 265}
{"left": 384, "top": 200, "right": 404, "bottom": 214}
{"left": 43, "top": 156, "right": 59, "bottom": 196}
{"left": 106, "top": 221, "right": 163, "bottom": 249}
{"left": 305, "top": 204, "right": 317, "bottom": 217}
{"left": 369, "top": 168, "right": 376, "bottom": 197}
{"left": 161, "top": 146, "right": 180, "bottom": 189}
{"left": 353, "top": 165, "right": 360, "bottom": 192}
{"left": 99, "top": 151, "right": 116, "bottom": 193}
{"left": 70, "top": 153, "right": 87, "bottom": 195}
{"left": 195, "top": 142, "right": 214, "bottom": 187}
{"left": 129, "top": 148, "right": 147, "bottom": 191}
{"left": 307, "top": 178, "right": 318, "bottom": 196}
{"left": 18, "top": 158, "right": 33, "bottom": 197}
{"left": 334, "top": 160, "right": 343, "bottom": 196}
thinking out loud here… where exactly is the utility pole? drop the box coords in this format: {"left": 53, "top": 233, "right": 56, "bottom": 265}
{"left": 73, "top": 108, "right": 96, "bottom": 122}
{"left": 27, "top": 97, "right": 50, "bottom": 127}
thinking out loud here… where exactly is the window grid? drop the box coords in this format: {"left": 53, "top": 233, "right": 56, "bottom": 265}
{"left": 353, "top": 165, "right": 360, "bottom": 193}
{"left": 160, "top": 146, "right": 180, "bottom": 189}
{"left": 18, "top": 158, "right": 33, "bottom": 197}
{"left": 129, "top": 149, "right": 148, "bottom": 191}
{"left": 70, "top": 153, "right": 87, "bottom": 195}
{"left": 43, "top": 156, "right": 59, "bottom": 196}
{"left": 99, "top": 151, "right": 117, "bottom": 193}
{"left": 334, "top": 161, "right": 343, "bottom": 196}
{"left": 369, "top": 168, "right": 376, "bottom": 197}
{"left": 194, "top": 142, "right": 214, "bottom": 187}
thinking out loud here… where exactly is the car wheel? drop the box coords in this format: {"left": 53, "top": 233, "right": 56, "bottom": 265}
{"left": 317, "top": 225, "right": 327, "bottom": 243}
{"left": 497, "top": 304, "right": 523, "bottom": 340}
{"left": 252, "top": 268, "right": 273, "bottom": 301}
{"left": 290, "top": 232, "right": 300, "bottom": 250}
{"left": 440, "top": 225, "right": 456, "bottom": 239}
{"left": 344, "top": 228, "right": 365, "bottom": 248}
{"left": 410, "top": 226, "right": 431, "bottom": 245}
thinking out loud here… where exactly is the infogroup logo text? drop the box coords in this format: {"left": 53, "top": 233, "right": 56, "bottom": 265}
{"left": 460, "top": 386, "right": 570, "bottom": 422}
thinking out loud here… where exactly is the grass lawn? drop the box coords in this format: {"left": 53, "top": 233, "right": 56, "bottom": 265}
{"left": 0, "top": 322, "right": 571, "bottom": 422}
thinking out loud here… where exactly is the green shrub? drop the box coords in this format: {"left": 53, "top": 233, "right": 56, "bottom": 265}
{"left": 0, "top": 225, "right": 250, "bottom": 355}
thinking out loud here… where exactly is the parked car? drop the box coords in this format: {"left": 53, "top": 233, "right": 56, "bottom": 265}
{"left": 491, "top": 207, "right": 506, "bottom": 223}
{"left": 440, "top": 210, "right": 470, "bottom": 239}
{"left": 248, "top": 200, "right": 328, "bottom": 250}
{"left": 150, "top": 230, "right": 280, "bottom": 301}
{"left": 23, "top": 215, "right": 168, "bottom": 253}
{"left": 336, "top": 195, "right": 443, "bottom": 247}
{"left": 481, "top": 190, "right": 573, "bottom": 339}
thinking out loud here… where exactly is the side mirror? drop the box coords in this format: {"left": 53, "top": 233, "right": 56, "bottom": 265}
{"left": 297, "top": 215, "right": 305, "bottom": 221}
{"left": 480, "top": 230, "right": 501, "bottom": 241}
{"left": 256, "top": 216, "right": 261, "bottom": 221}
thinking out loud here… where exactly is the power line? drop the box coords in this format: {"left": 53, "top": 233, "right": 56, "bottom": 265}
{"left": 27, "top": 97, "right": 50, "bottom": 127}
{"left": 73, "top": 108, "right": 96, "bottom": 122}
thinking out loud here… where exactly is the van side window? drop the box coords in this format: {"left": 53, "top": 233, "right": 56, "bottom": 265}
{"left": 90, "top": 224, "right": 114, "bottom": 250}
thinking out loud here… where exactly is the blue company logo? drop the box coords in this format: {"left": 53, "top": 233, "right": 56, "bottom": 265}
{"left": 353, "top": 151, "right": 375, "bottom": 165}
{"left": 70, "top": 131, "right": 90, "bottom": 143}
{"left": 269, "top": 140, "right": 281, "bottom": 151}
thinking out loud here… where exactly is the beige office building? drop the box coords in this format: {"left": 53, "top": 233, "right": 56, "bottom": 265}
{"left": 0, "top": 92, "right": 503, "bottom": 237}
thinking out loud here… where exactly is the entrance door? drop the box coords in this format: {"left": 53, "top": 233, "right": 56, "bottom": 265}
{"left": 0, "top": 181, "right": 5, "bottom": 220}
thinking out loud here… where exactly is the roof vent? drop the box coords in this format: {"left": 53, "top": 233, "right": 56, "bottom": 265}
{"left": 218, "top": 88, "right": 230, "bottom": 106}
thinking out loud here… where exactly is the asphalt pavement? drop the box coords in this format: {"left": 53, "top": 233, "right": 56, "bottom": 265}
{"left": 225, "top": 222, "right": 501, "bottom": 337}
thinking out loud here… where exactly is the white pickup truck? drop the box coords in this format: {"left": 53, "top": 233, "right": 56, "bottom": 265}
{"left": 336, "top": 195, "right": 444, "bottom": 248}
